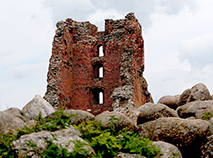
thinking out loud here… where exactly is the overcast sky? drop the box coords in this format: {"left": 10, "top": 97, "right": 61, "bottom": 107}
{"left": 0, "top": 0, "right": 213, "bottom": 110}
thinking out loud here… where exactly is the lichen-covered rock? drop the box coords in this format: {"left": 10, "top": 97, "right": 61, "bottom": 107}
{"left": 200, "top": 135, "right": 213, "bottom": 157}
{"left": 177, "top": 100, "right": 213, "bottom": 119}
{"left": 46, "top": 109, "right": 95, "bottom": 125}
{"left": 179, "top": 88, "right": 191, "bottom": 106}
{"left": 190, "top": 83, "right": 212, "bottom": 101}
{"left": 157, "top": 95, "right": 179, "bottom": 109}
{"left": 22, "top": 94, "right": 55, "bottom": 120}
{"left": 153, "top": 141, "right": 182, "bottom": 158}
{"left": 0, "top": 111, "right": 26, "bottom": 135}
{"left": 4, "top": 107, "right": 29, "bottom": 122}
{"left": 95, "top": 111, "right": 136, "bottom": 130}
{"left": 113, "top": 152, "right": 146, "bottom": 158}
{"left": 137, "top": 103, "right": 178, "bottom": 124}
{"left": 114, "top": 107, "right": 140, "bottom": 126}
{"left": 138, "top": 117, "right": 211, "bottom": 158}
{"left": 12, "top": 127, "right": 93, "bottom": 158}
{"left": 179, "top": 83, "right": 211, "bottom": 106}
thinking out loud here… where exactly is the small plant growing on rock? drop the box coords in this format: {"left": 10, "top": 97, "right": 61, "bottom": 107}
{"left": 0, "top": 111, "right": 162, "bottom": 157}
{"left": 202, "top": 111, "right": 213, "bottom": 121}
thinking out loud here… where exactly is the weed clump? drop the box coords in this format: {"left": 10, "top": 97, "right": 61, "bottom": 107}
{"left": 0, "top": 110, "right": 162, "bottom": 158}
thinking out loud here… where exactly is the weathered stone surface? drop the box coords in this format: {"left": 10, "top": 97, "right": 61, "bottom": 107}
{"left": 190, "top": 83, "right": 212, "bottom": 101}
{"left": 114, "top": 107, "right": 140, "bottom": 126}
{"left": 153, "top": 141, "right": 182, "bottom": 158}
{"left": 177, "top": 100, "right": 213, "bottom": 119}
{"left": 137, "top": 103, "right": 178, "bottom": 124}
{"left": 179, "top": 88, "right": 191, "bottom": 106}
{"left": 95, "top": 111, "right": 136, "bottom": 130}
{"left": 22, "top": 94, "right": 55, "bottom": 120}
{"left": 208, "top": 117, "right": 213, "bottom": 134}
{"left": 113, "top": 152, "right": 146, "bottom": 158}
{"left": 0, "top": 111, "right": 26, "bottom": 135}
{"left": 138, "top": 117, "right": 211, "bottom": 158}
{"left": 200, "top": 135, "right": 213, "bottom": 157}
{"left": 157, "top": 95, "right": 179, "bottom": 109}
{"left": 4, "top": 107, "right": 29, "bottom": 122}
{"left": 44, "top": 12, "right": 152, "bottom": 115}
{"left": 179, "top": 83, "right": 211, "bottom": 106}
{"left": 45, "top": 109, "right": 95, "bottom": 125}
{"left": 12, "top": 128, "right": 93, "bottom": 158}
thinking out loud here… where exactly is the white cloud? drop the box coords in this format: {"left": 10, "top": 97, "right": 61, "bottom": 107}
{"left": 87, "top": 9, "right": 124, "bottom": 31}
{"left": 1, "top": 0, "right": 213, "bottom": 110}
{"left": 179, "top": 33, "right": 213, "bottom": 69}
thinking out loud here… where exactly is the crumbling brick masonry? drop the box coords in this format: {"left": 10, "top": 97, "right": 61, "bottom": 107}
{"left": 44, "top": 13, "right": 153, "bottom": 115}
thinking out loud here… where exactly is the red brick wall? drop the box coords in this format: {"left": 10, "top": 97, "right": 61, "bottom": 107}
{"left": 44, "top": 13, "right": 152, "bottom": 115}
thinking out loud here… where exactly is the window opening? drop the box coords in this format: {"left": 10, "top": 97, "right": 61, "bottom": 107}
{"left": 93, "top": 64, "right": 103, "bottom": 78}
{"left": 99, "top": 92, "right": 103, "bottom": 104}
{"left": 91, "top": 88, "right": 104, "bottom": 104}
{"left": 99, "top": 46, "right": 104, "bottom": 57}
{"left": 99, "top": 66, "right": 103, "bottom": 78}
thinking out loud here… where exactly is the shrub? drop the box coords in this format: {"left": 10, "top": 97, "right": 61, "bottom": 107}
{"left": 0, "top": 111, "right": 162, "bottom": 158}
{"left": 202, "top": 111, "right": 213, "bottom": 121}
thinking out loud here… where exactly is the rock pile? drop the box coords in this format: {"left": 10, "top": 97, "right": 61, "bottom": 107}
{"left": 1, "top": 83, "right": 213, "bottom": 157}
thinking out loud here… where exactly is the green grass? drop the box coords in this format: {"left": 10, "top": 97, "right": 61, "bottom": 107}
{"left": 0, "top": 110, "right": 162, "bottom": 158}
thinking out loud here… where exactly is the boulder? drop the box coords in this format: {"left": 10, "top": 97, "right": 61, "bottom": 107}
{"left": 113, "top": 152, "right": 146, "bottom": 158}
{"left": 45, "top": 109, "right": 95, "bottom": 125}
{"left": 157, "top": 95, "right": 179, "bottom": 109}
{"left": 153, "top": 141, "right": 182, "bottom": 158}
{"left": 22, "top": 94, "right": 55, "bottom": 120}
{"left": 137, "top": 103, "right": 178, "bottom": 124}
{"left": 64, "top": 109, "right": 95, "bottom": 125}
{"left": 179, "top": 83, "right": 211, "bottom": 106}
{"left": 4, "top": 107, "right": 29, "bottom": 122}
{"left": 190, "top": 83, "right": 212, "bottom": 101}
{"left": 177, "top": 100, "right": 213, "bottom": 119}
{"left": 0, "top": 111, "right": 26, "bottom": 135}
{"left": 200, "top": 135, "right": 213, "bottom": 157}
{"left": 95, "top": 111, "right": 136, "bottom": 130}
{"left": 114, "top": 107, "right": 140, "bottom": 126}
{"left": 207, "top": 117, "right": 213, "bottom": 132}
{"left": 12, "top": 127, "right": 94, "bottom": 157}
{"left": 179, "top": 88, "right": 191, "bottom": 106}
{"left": 138, "top": 117, "right": 211, "bottom": 158}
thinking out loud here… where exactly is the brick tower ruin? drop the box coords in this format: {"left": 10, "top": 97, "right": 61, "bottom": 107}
{"left": 44, "top": 13, "right": 153, "bottom": 115}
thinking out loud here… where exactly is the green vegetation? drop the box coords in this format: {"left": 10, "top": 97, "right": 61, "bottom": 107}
{"left": 202, "top": 111, "right": 213, "bottom": 121}
{"left": 0, "top": 110, "right": 162, "bottom": 158}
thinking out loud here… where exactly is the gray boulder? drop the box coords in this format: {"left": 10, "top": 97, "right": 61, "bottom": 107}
{"left": 179, "top": 88, "right": 191, "bottom": 106}
{"left": 4, "top": 107, "right": 29, "bottom": 122}
{"left": 190, "top": 83, "right": 212, "bottom": 101}
{"left": 200, "top": 135, "right": 213, "bottom": 157}
{"left": 0, "top": 111, "right": 26, "bottom": 135}
{"left": 177, "top": 100, "right": 213, "bottom": 119}
{"left": 114, "top": 107, "right": 141, "bottom": 126}
{"left": 95, "top": 111, "right": 136, "bottom": 130}
{"left": 113, "top": 152, "right": 146, "bottom": 158}
{"left": 157, "top": 95, "right": 179, "bottom": 109}
{"left": 22, "top": 94, "right": 55, "bottom": 120}
{"left": 137, "top": 103, "right": 178, "bottom": 124}
{"left": 179, "top": 83, "right": 211, "bottom": 106}
{"left": 45, "top": 109, "right": 95, "bottom": 125}
{"left": 153, "top": 141, "right": 182, "bottom": 158}
{"left": 138, "top": 117, "right": 211, "bottom": 158}
{"left": 12, "top": 127, "right": 94, "bottom": 157}
{"left": 63, "top": 109, "right": 95, "bottom": 125}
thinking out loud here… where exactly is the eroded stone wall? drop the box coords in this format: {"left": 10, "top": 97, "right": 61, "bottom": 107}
{"left": 44, "top": 13, "right": 152, "bottom": 115}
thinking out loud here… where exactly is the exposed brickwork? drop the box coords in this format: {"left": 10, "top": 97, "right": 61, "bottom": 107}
{"left": 44, "top": 13, "right": 153, "bottom": 115}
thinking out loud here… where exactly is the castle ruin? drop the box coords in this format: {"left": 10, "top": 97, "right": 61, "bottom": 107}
{"left": 44, "top": 13, "right": 153, "bottom": 115}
